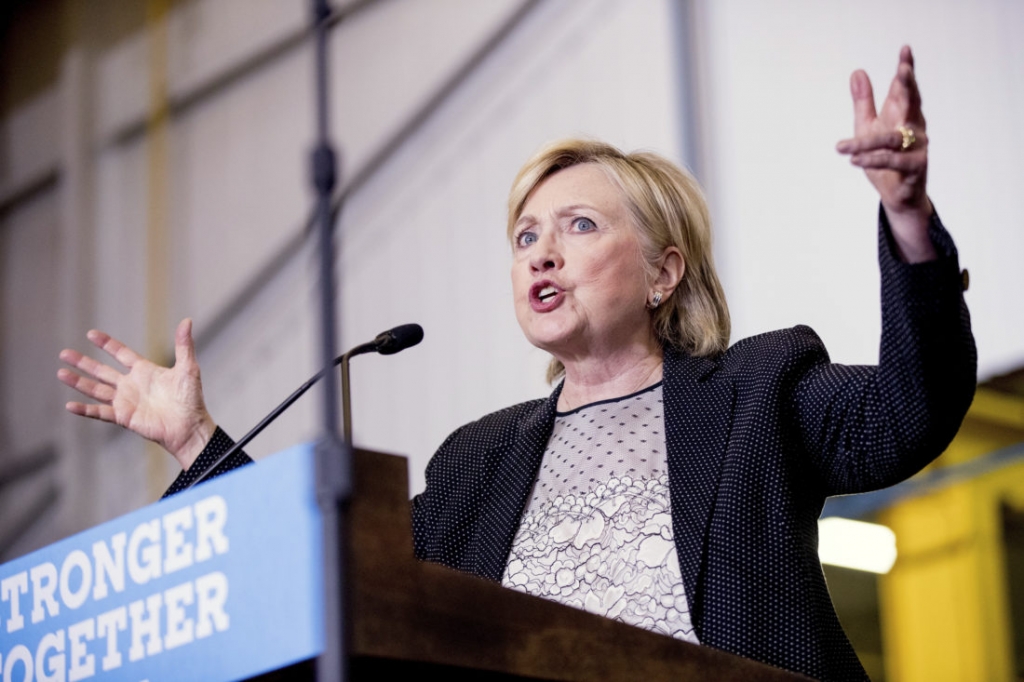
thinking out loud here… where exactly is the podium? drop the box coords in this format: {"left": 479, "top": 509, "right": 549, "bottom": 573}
{"left": 0, "top": 446, "right": 808, "bottom": 681}
{"left": 270, "top": 447, "right": 809, "bottom": 681}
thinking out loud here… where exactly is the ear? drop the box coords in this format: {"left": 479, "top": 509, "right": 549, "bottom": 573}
{"left": 653, "top": 246, "right": 685, "bottom": 296}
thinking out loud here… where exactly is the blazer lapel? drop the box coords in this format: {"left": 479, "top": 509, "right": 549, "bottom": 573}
{"left": 473, "top": 383, "right": 561, "bottom": 582}
{"left": 663, "top": 347, "right": 734, "bottom": 628}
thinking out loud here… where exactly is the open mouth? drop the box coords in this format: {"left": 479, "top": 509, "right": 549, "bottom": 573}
{"left": 529, "top": 281, "right": 563, "bottom": 309}
{"left": 538, "top": 286, "right": 558, "bottom": 303}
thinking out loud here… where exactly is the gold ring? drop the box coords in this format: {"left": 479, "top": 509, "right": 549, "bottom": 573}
{"left": 897, "top": 124, "right": 916, "bottom": 151}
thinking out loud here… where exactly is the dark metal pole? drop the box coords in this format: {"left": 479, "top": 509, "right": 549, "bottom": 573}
{"left": 310, "top": 1, "right": 349, "bottom": 682}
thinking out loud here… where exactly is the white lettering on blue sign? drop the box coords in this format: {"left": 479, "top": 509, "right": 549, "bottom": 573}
{"left": 0, "top": 443, "right": 321, "bottom": 682}
{"left": 0, "top": 496, "right": 232, "bottom": 681}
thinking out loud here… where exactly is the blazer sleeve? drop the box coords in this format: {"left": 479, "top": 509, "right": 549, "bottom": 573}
{"left": 792, "top": 207, "right": 976, "bottom": 496}
{"left": 161, "top": 426, "right": 254, "bottom": 498}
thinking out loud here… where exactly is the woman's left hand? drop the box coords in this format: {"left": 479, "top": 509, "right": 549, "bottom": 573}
{"left": 837, "top": 45, "right": 936, "bottom": 262}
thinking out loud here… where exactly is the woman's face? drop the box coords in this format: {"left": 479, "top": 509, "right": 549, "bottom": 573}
{"left": 511, "top": 163, "right": 654, "bottom": 364}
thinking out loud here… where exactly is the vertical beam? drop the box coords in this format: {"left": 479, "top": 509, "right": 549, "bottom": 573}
{"left": 876, "top": 393, "right": 1024, "bottom": 681}
{"left": 880, "top": 485, "right": 1013, "bottom": 681}
{"left": 57, "top": 0, "right": 98, "bottom": 533}
{"left": 670, "top": 0, "right": 705, "bottom": 182}
{"left": 878, "top": 415, "right": 1024, "bottom": 682}
{"left": 144, "top": 0, "right": 172, "bottom": 498}
{"left": 669, "top": 0, "right": 732, "bottom": 319}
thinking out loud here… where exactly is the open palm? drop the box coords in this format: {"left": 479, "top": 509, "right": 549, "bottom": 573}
{"left": 58, "top": 318, "right": 216, "bottom": 470}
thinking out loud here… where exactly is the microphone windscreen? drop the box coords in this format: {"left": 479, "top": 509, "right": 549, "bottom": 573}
{"left": 374, "top": 324, "right": 424, "bottom": 355}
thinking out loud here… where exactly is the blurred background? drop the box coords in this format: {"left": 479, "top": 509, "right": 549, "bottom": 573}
{"left": 1, "top": 0, "right": 1022, "bottom": 679}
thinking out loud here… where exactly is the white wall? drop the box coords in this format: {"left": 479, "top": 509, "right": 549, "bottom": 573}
{"left": 697, "top": 0, "right": 1024, "bottom": 378}
{"left": 1, "top": 0, "right": 1021, "bottom": 554}
{"left": 337, "top": 0, "right": 687, "bottom": 495}
{"left": 341, "top": 0, "right": 1024, "bottom": 494}
{"left": 169, "top": 0, "right": 688, "bottom": 497}
{"left": 3, "top": 0, "right": 679, "bottom": 541}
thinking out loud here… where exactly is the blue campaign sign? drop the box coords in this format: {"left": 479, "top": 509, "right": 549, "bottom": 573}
{"left": 0, "top": 443, "right": 323, "bottom": 682}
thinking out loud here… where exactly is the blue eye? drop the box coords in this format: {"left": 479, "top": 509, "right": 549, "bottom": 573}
{"left": 516, "top": 230, "right": 538, "bottom": 247}
{"left": 573, "top": 217, "right": 596, "bottom": 232}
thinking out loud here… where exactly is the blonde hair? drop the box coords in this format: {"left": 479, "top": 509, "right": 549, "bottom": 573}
{"left": 508, "top": 139, "right": 730, "bottom": 382}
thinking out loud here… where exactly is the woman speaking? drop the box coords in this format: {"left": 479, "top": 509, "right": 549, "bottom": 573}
{"left": 58, "top": 47, "right": 975, "bottom": 681}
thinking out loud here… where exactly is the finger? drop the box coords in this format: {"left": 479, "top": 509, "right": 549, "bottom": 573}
{"left": 885, "top": 51, "right": 922, "bottom": 123}
{"left": 850, "top": 70, "right": 877, "bottom": 137}
{"left": 88, "top": 329, "right": 142, "bottom": 369}
{"left": 899, "top": 59, "right": 922, "bottom": 119}
{"left": 838, "top": 129, "right": 928, "bottom": 154}
{"left": 57, "top": 368, "right": 117, "bottom": 403}
{"left": 901, "top": 45, "right": 914, "bottom": 70}
{"left": 884, "top": 63, "right": 916, "bottom": 114}
{"left": 59, "top": 348, "right": 121, "bottom": 385}
{"left": 836, "top": 130, "right": 908, "bottom": 154}
{"left": 65, "top": 401, "right": 116, "bottom": 422}
{"left": 850, "top": 150, "right": 926, "bottom": 172}
{"left": 174, "top": 318, "right": 197, "bottom": 369}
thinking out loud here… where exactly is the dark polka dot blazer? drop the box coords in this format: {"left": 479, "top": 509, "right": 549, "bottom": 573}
{"left": 166, "top": 212, "right": 975, "bottom": 682}
{"left": 410, "top": 213, "right": 976, "bottom": 682}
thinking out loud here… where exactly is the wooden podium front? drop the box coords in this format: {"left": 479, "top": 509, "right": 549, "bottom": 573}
{"left": 255, "top": 449, "right": 809, "bottom": 681}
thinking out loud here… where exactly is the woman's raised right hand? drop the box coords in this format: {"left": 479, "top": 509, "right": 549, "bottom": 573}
{"left": 57, "top": 318, "right": 217, "bottom": 471}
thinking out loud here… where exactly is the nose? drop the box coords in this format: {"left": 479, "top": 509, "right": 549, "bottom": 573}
{"left": 529, "top": 231, "right": 563, "bottom": 273}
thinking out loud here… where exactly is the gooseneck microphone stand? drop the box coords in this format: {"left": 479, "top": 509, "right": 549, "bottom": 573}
{"left": 310, "top": 1, "right": 348, "bottom": 681}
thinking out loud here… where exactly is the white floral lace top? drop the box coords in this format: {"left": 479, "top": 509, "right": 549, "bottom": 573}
{"left": 501, "top": 383, "right": 699, "bottom": 644}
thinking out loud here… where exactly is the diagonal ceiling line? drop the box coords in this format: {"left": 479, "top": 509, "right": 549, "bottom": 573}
{"left": 822, "top": 440, "right": 1024, "bottom": 520}
{"left": 191, "top": 0, "right": 546, "bottom": 356}
{"left": 0, "top": 483, "right": 60, "bottom": 561}
{"left": 0, "top": 444, "right": 59, "bottom": 492}
{"left": 104, "top": 0, "right": 387, "bottom": 150}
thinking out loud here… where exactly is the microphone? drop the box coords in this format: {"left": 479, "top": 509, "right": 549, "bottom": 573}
{"left": 346, "top": 323, "right": 423, "bottom": 358}
{"left": 339, "top": 324, "right": 423, "bottom": 440}
{"left": 186, "top": 323, "right": 424, "bottom": 490}
{"left": 373, "top": 323, "right": 424, "bottom": 355}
